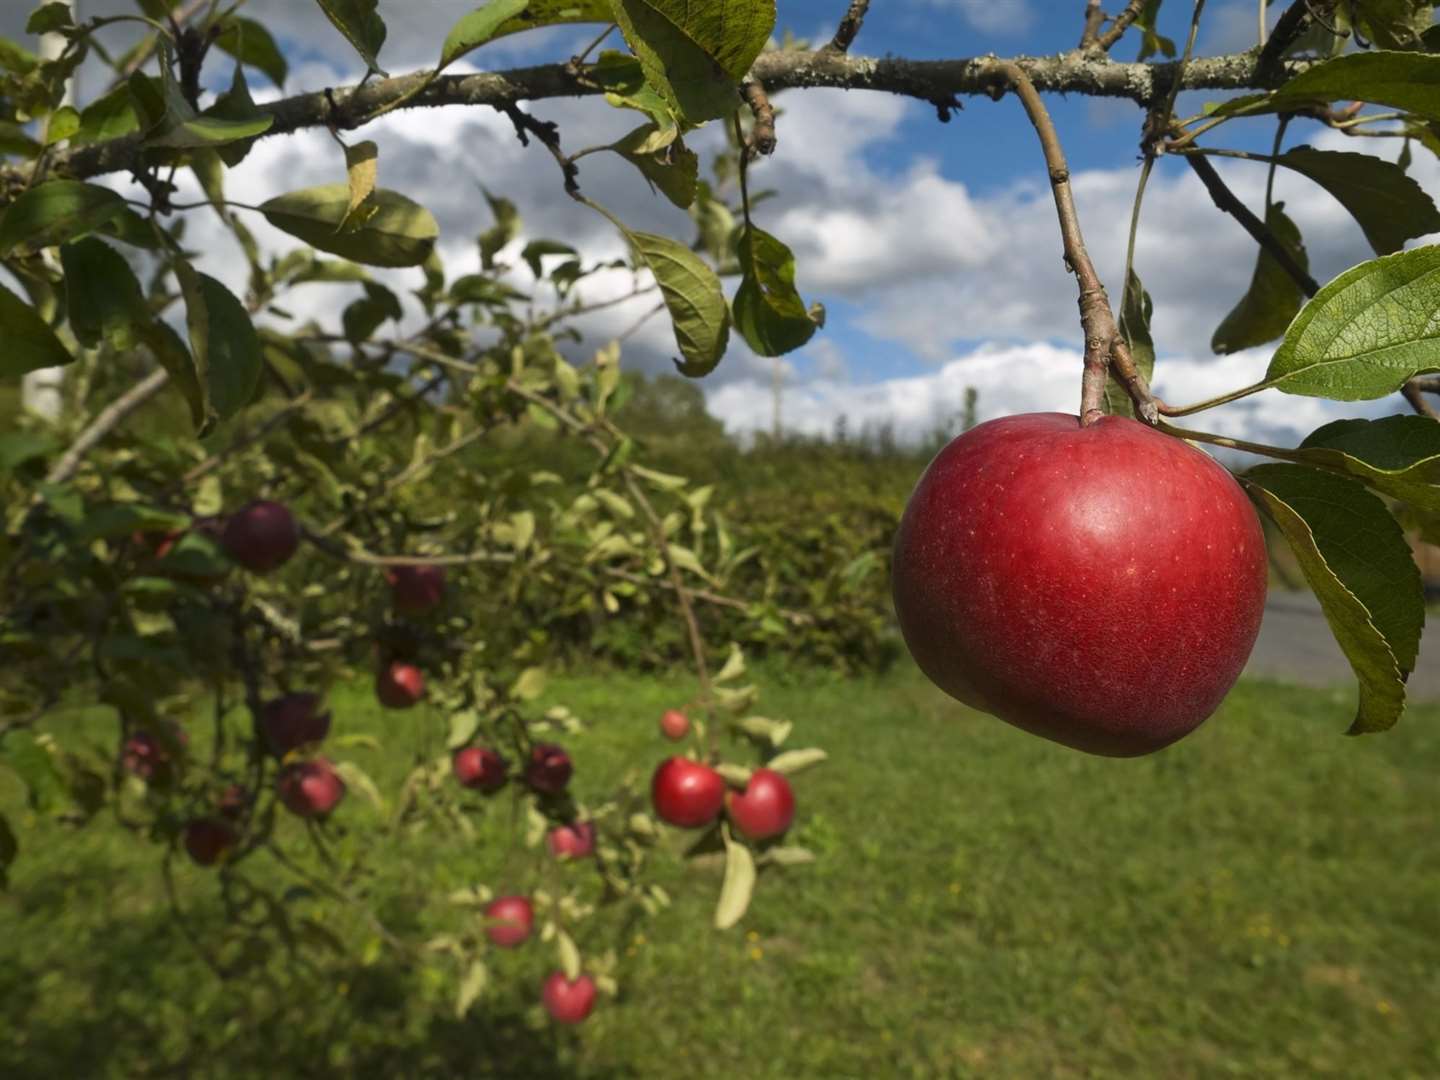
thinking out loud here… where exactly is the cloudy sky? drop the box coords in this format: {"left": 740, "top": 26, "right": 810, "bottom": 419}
{"left": 5, "top": 0, "right": 1434, "bottom": 450}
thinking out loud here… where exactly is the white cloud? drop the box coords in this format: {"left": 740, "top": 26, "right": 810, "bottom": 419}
{"left": 923, "top": 0, "right": 1036, "bottom": 35}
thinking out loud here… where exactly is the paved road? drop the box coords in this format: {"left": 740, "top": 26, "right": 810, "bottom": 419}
{"left": 1244, "top": 591, "right": 1439, "bottom": 700}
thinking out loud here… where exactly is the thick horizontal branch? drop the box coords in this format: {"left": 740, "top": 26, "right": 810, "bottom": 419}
{"left": 20, "top": 48, "right": 1307, "bottom": 185}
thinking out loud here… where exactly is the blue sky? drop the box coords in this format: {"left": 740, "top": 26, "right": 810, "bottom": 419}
{"left": 3, "top": 1, "right": 1429, "bottom": 448}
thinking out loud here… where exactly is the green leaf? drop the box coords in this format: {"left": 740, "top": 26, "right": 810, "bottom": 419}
{"left": 591, "top": 51, "right": 682, "bottom": 150}
{"left": 1216, "top": 52, "right": 1440, "bottom": 122}
{"left": 60, "top": 237, "right": 152, "bottom": 351}
{"left": 521, "top": 239, "right": 577, "bottom": 279}
{"left": 333, "top": 761, "right": 386, "bottom": 812}
{"left": 0, "top": 811, "right": 15, "bottom": 888}
{"left": 0, "top": 281, "right": 72, "bottom": 375}
{"left": 1264, "top": 245, "right": 1440, "bottom": 399}
{"left": 1102, "top": 269, "right": 1157, "bottom": 416}
{"left": 71, "top": 85, "right": 140, "bottom": 145}
{"left": 260, "top": 185, "right": 439, "bottom": 267}
{"left": 611, "top": 124, "right": 698, "bottom": 208}
{"left": 628, "top": 231, "right": 729, "bottom": 376}
{"left": 555, "top": 928, "right": 582, "bottom": 980}
{"left": 342, "top": 281, "right": 402, "bottom": 343}
{"left": 1296, "top": 414, "right": 1440, "bottom": 512}
{"left": 489, "top": 0, "right": 611, "bottom": 38}
{"left": 0, "top": 37, "right": 38, "bottom": 76}
{"left": 0, "top": 180, "right": 126, "bottom": 256}
{"left": 204, "top": 63, "right": 268, "bottom": 168}
{"left": 1351, "top": 0, "right": 1431, "bottom": 51}
{"left": 44, "top": 106, "right": 80, "bottom": 146}
{"left": 0, "top": 431, "right": 57, "bottom": 472}
{"left": 478, "top": 189, "right": 519, "bottom": 269}
{"left": 714, "top": 825, "right": 756, "bottom": 930}
{"left": 4, "top": 732, "right": 64, "bottom": 813}
{"left": 314, "top": 0, "right": 388, "bottom": 75}
{"left": 609, "top": 0, "right": 776, "bottom": 123}
{"left": 77, "top": 504, "right": 190, "bottom": 543}
{"left": 1274, "top": 146, "right": 1440, "bottom": 256}
{"left": 454, "top": 959, "right": 488, "bottom": 1018}
{"left": 178, "top": 264, "right": 262, "bottom": 426}
{"left": 733, "top": 225, "right": 818, "bottom": 357}
{"left": 1212, "top": 203, "right": 1308, "bottom": 354}
{"left": 139, "top": 320, "right": 205, "bottom": 431}
{"left": 0, "top": 121, "right": 42, "bottom": 159}
{"left": 1246, "top": 464, "right": 1422, "bottom": 733}
{"left": 27, "top": 3, "right": 74, "bottom": 34}
{"left": 439, "top": 0, "right": 530, "bottom": 71}
{"left": 215, "top": 16, "right": 289, "bottom": 88}
{"left": 765, "top": 747, "right": 826, "bottom": 774}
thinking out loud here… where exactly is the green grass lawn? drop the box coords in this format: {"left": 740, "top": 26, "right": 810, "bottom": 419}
{"left": 3, "top": 665, "right": 1439, "bottom": 1079}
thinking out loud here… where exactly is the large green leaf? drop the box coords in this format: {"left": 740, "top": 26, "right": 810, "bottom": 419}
{"left": 139, "top": 320, "right": 205, "bottom": 431}
{"left": 130, "top": 48, "right": 274, "bottom": 151}
{"left": 1296, "top": 414, "right": 1440, "bottom": 512}
{"left": 1212, "top": 202, "right": 1308, "bottom": 354}
{"left": 1264, "top": 245, "right": 1440, "bottom": 399}
{"left": 204, "top": 64, "right": 268, "bottom": 168}
{"left": 630, "top": 230, "right": 730, "bottom": 376}
{"left": 178, "top": 263, "right": 262, "bottom": 426}
{"left": 611, "top": 124, "right": 698, "bottom": 208}
{"left": 591, "top": 52, "right": 682, "bottom": 151}
{"left": 71, "top": 85, "right": 140, "bottom": 145}
{"left": 1274, "top": 146, "right": 1440, "bottom": 256}
{"left": 215, "top": 16, "right": 289, "bottom": 88}
{"left": 1246, "top": 463, "right": 1422, "bottom": 734}
{"left": 259, "top": 185, "right": 439, "bottom": 268}
{"left": 0, "top": 180, "right": 126, "bottom": 255}
{"left": 60, "top": 237, "right": 152, "bottom": 351}
{"left": 439, "top": 0, "right": 530, "bottom": 71}
{"left": 714, "top": 825, "right": 756, "bottom": 930}
{"left": 0, "top": 281, "right": 72, "bottom": 375}
{"left": 1352, "top": 0, "right": 1431, "bottom": 51}
{"left": 314, "top": 0, "right": 388, "bottom": 75}
{"left": 0, "top": 811, "right": 14, "bottom": 889}
{"left": 732, "top": 225, "right": 819, "bottom": 357}
{"left": 609, "top": 0, "right": 775, "bottom": 122}
{"left": 1217, "top": 52, "right": 1440, "bottom": 122}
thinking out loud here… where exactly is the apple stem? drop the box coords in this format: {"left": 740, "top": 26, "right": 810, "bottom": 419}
{"left": 985, "top": 62, "right": 1158, "bottom": 427}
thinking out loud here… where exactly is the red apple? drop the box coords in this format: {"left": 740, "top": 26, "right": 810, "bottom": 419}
{"left": 121, "top": 723, "right": 188, "bottom": 784}
{"left": 525, "top": 743, "right": 572, "bottom": 795}
{"left": 725, "top": 767, "right": 795, "bottom": 841}
{"left": 218, "top": 783, "right": 250, "bottom": 821}
{"left": 276, "top": 757, "right": 346, "bottom": 818}
{"left": 376, "top": 661, "right": 425, "bottom": 709}
{"left": 483, "top": 895, "right": 535, "bottom": 948}
{"left": 651, "top": 756, "right": 724, "bottom": 828}
{"left": 659, "top": 708, "right": 690, "bottom": 741}
{"left": 183, "top": 818, "right": 236, "bottom": 866}
{"left": 132, "top": 528, "right": 183, "bottom": 560}
{"left": 221, "top": 499, "right": 300, "bottom": 573}
{"left": 386, "top": 564, "right": 446, "bottom": 616}
{"left": 259, "top": 692, "right": 330, "bottom": 757}
{"left": 453, "top": 746, "right": 507, "bottom": 793}
{"left": 542, "top": 972, "right": 597, "bottom": 1025}
{"left": 546, "top": 821, "right": 597, "bottom": 860}
{"left": 892, "top": 412, "right": 1268, "bottom": 757}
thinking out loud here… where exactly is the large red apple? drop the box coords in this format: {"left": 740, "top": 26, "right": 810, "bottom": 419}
{"left": 891, "top": 413, "right": 1267, "bottom": 757}
{"left": 546, "top": 821, "right": 597, "bottom": 860}
{"left": 651, "top": 756, "right": 724, "bottom": 828}
{"left": 183, "top": 818, "right": 237, "bottom": 866}
{"left": 386, "top": 564, "right": 446, "bottom": 616}
{"left": 453, "top": 746, "right": 507, "bottom": 793}
{"left": 524, "top": 743, "right": 572, "bottom": 795}
{"left": 725, "top": 768, "right": 795, "bottom": 840}
{"left": 376, "top": 661, "right": 425, "bottom": 709}
{"left": 483, "top": 895, "right": 535, "bottom": 948}
{"left": 659, "top": 709, "right": 689, "bottom": 741}
{"left": 276, "top": 757, "right": 346, "bottom": 818}
{"left": 259, "top": 692, "right": 330, "bottom": 757}
{"left": 221, "top": 499, "right": 300, "bottom": 573}
{"left": 542, "top": 972, "right": 597, "bottom": 1024}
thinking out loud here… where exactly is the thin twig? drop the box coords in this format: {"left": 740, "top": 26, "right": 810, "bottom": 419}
{"left": 1096, "top": 0, "right": 1148, "bottom": 50}
{"left": 740, "top": 79, "right": 777, "bottom": 156}
{"left": 823, "top": 0, "right": 872, "bottom": 54}
{"left": 1079, "top": 1, "right": 1106, "bottom": 48}
{"left": 1402, "top": 382, "right": 1439, "bottom": 419}
{"left": 46, "top": 367, "right": 170, "bottom": 484}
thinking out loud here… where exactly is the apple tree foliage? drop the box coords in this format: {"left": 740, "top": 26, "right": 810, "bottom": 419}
{"left": 0, "top": 0, "right": 1439, "bottom": 1026}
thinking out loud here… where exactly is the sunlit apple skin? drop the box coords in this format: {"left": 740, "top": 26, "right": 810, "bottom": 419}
{"left": 259, "top": 692, "right": 330, "bottom": 757}
{"left": 546, "top": 822, "right": 596, "bottom": 860}
{"left": 725, "top": 768, "right": 795, "bottom": 841}
{"left": 376, "top": 661, "right": 425, "bottom": 709}
{"left": 453, "top": 746, "right": 507, "bottom": 793}
{"left": 484, "top": 895, "right": 535, "bottom": 948}
{"left": 892, "top": 412, "right": 1268, "bottom": 757}
{"left": 276, "top": 758, "right": 346, "bottom": 818}
{"left": 659, "top": 709, "right": 689, "bottom": 741}
{"left": 651, "top": 756, "right": 725, "bottom": 828}
{"left": 542, "top": 972, "right": 597, "bottom": 1024}
{"left": 386, "top": 564, "right": 446, "bottom": 616}
{"left": 183, "top": 818, "right": 237, "bottom": 866}
{"left": 221, "top": 500, "right": 300, "bottom": 573}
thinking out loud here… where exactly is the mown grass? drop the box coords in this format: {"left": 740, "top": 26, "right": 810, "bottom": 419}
{"left": 3, "top": 665, "right": 1439, "bottom": 1079}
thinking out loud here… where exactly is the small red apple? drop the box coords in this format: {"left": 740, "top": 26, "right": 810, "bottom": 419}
{"left": 525, "top": 743, "right": 572, "bottom": 795}
{"left": 542, "top": 972, "right": 597, "bottom": 1025}
{"left": 259, "top": 692, "right": 330, "bottom": 757}
{"left": 453, "top": 746, "right": 507, "bottom": 793}
{"left": 276, "top": 757, "right": 345, "bottom": 818}
{"left": 546, "top": 821, "right": 597, "bottom": 860}
{"left": 183, "top": 818, "right": 236, "bottom": 866}
{"left": 218, "top": 783, "right": 250, "bottom": 821}
{"left": 483, "top": 895, "right": 535, "bottom": 948}
{"left": 651, "top": 756, "right": 724, "bottom": 829}
{"left": 221, "top": 499, "right": 300, "bottom": 573}
{"left": 659, "top": 709, "right": 690, "bottom": 741}
{"left": 892, "top": 412, "right": 1268, "bottom": 756}
{"left": 725, "top": 768, "right": 795, "bottom": 840}
{"left": 121, "top": 723, "right": 188, "bottom": 784}
{"left": 132, "top": 528, "right": 183, "bottom": 560}
{"left": 376, "top": 661, "right": 425, "bottom": 709}
{"left": 386, "top": 564, "right": 446, "bottom": 616}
